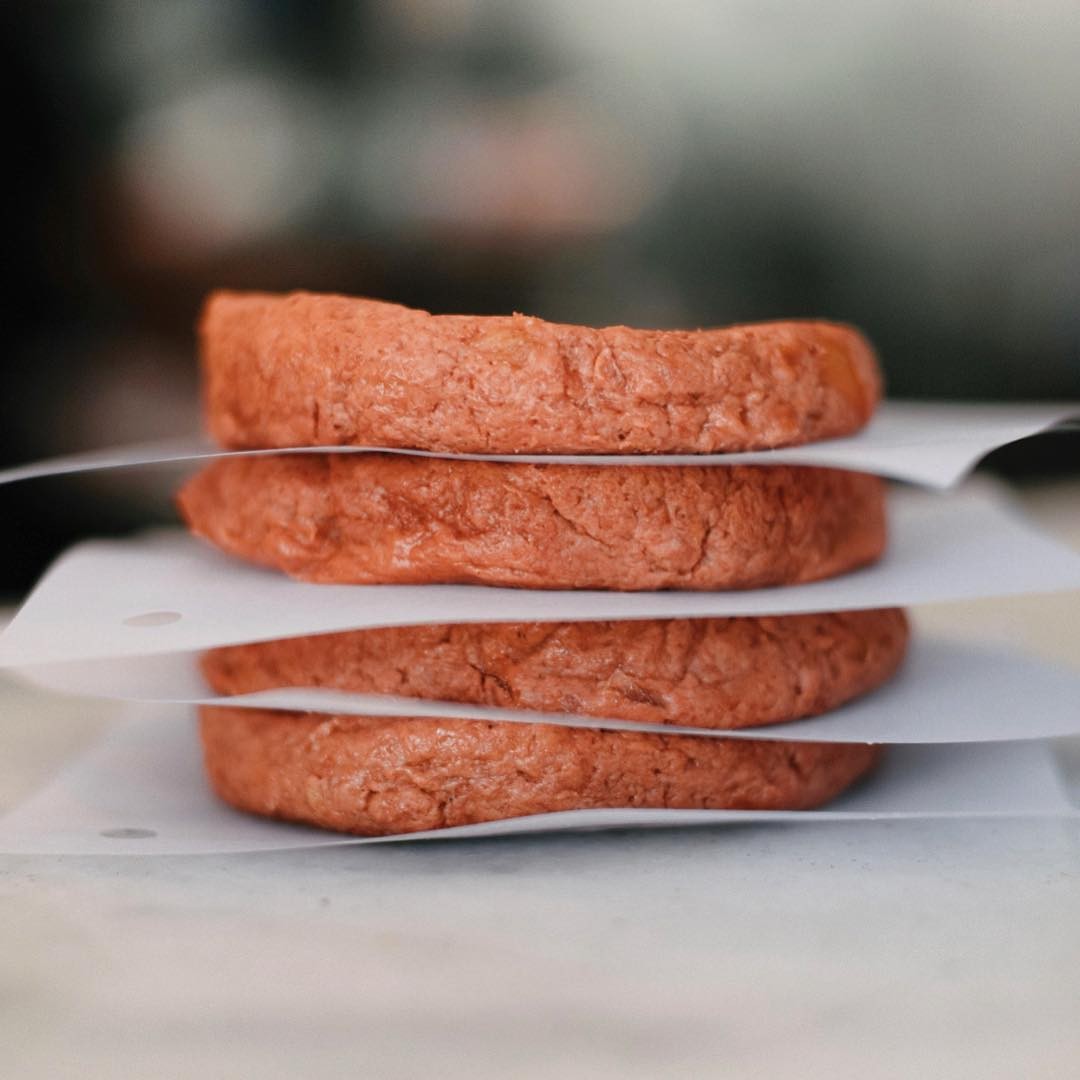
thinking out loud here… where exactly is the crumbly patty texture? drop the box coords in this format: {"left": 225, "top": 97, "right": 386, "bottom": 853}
{"left": 199, "top": 707, "right": 883, "bottom": 835}
{"left": 202, "top": 610, "right": 909, "bottom": 732}
{"left": 201, "top": 291, "right": 881, "bottom": 454}
{"left": 177, "top": 455, "right": 886, "bottom": 590}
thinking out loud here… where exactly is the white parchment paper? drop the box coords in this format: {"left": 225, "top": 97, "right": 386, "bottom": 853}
{"left": 11, "top": 635, "right": 1080, "bottom": 745}
{"left": 1, "top": 484, "right": 1078, "bottom": 669}
{"left": 0, "top": 707, "right": 1073, "bottom": 855}
{"left": 0, "top": 402, "right": 1075, "bottom": 489}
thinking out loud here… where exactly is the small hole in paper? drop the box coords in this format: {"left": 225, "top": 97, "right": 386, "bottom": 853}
{"left": 123, "top": 611, "right": 182, "bottom": 628}
{"left": 100, "top": 827, "right": 157, "bottom": 839}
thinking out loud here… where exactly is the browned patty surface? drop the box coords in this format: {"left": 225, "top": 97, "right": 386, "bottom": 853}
{"left": 177, "top": 456, "right": 886, "bottom": 590}
{"left": 201, "top": 291, "right": 881, "bottom": 454}
{"left": 203, "top": 610, "right": 908, "bottom": 731}
{"left": 199, "top": 707, "right": 883, "bottom": 835}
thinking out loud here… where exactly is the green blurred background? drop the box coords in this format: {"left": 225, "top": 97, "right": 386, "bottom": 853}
{"left": 1, "top": 0, "right": 1077, "bottom": 594}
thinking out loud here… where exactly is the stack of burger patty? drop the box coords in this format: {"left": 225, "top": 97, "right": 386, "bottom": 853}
{"left": 178, "top": 291, "right": 908, "bottom": 836}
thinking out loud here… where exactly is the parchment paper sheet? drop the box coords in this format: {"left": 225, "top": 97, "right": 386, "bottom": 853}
{"left": 2, "top": 484, "right": 1077, "bottom": 668}
{"left": 11, "top": 634, "right": 1080, "bottom": 745}
{"left": 0, "top": 707, "right": 1073, "bottom": 855}
{"left": 0, "top": 402, "right": 1075, "bottom": 489}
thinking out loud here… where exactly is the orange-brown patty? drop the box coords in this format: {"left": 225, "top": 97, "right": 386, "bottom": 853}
{"left": 201, "top": 291, "right": 881, "bottom": 454}
{"left": 203, "top": 611, "right": 909, "bottom": 732}
{"left": 199, "top": 707, "right": 883, "bottom": 835}
{"left": 177, "top": 456, "right": 886, "bottom": 590}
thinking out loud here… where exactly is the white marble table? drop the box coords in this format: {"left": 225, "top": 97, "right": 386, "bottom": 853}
{"left": 3, "top": 481, "right": 1079, "bottom": 1079}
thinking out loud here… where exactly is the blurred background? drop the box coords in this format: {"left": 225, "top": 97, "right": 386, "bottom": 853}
{"left": 0, "top": 0, "right": 1077, "bottom": 595}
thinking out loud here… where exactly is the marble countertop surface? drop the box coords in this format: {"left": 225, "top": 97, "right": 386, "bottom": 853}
{"left": 2, "top": 480, "right": 1079, "bottom": 1079}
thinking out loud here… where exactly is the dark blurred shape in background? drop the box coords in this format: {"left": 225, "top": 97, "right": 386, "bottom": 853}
{"left": 1, "top": 0, "right": 1077, "bottom": 595}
